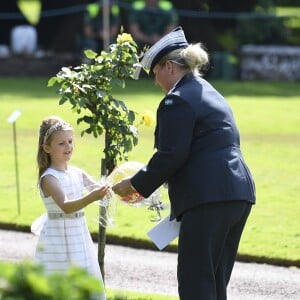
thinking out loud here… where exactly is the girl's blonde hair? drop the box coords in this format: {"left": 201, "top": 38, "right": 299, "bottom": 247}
{"left": 159, "top": 43, "right": 209, "bottom": 76}
{"left": 37, "top": 116, "right": 73, "bottom": 179}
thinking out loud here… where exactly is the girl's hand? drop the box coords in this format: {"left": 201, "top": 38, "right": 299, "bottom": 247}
{"left": 90, "top": 184, "right": 110, "bottom": 201}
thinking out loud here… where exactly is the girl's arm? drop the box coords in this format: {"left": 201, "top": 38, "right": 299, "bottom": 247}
{"left": 41, "top": 175, "right": 109, "bottom": 213}
{"left": 82, "top": 170, "right": 100, "bottom": 191}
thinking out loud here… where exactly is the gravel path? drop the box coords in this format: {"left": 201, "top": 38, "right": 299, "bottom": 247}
{"left": 0, "top": 229, "right": 299, "bottom": 299}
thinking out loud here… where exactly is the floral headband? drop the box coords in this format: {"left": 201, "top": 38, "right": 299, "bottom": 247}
{"left": 43, "top": 121, "right": 73, "bottom": 144}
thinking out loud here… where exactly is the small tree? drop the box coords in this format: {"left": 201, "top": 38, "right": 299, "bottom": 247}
{"left": 48, "top": 32, "right": 140, "bottom": 279}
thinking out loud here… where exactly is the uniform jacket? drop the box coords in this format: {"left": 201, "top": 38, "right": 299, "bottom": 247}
{"left": 131, "top": 73, "right": 256, "bottom": 220}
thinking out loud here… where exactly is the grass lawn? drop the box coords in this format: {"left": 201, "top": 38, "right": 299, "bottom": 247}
{"left": 0, "top": 77, "right": 299, "bottom": 269}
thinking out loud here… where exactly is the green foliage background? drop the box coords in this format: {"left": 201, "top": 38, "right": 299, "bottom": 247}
{"left": 0, "top": 261, "right": 177, "bottom": 299}
{"left": 0, "top": 261, "right": 104, "bottom": 300}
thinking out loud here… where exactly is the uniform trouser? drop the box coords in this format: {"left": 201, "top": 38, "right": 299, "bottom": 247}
{"left": 177, "top": 200, "right": 252, "bottom": 300}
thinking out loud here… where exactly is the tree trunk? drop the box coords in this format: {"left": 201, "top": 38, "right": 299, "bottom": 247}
{"left": 98, "top": 158, "right": 108, "bottom": 280}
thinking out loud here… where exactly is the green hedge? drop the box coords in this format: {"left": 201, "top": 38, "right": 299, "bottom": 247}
{"left": 0, "top": 261, "right": 104, "bottom": 300}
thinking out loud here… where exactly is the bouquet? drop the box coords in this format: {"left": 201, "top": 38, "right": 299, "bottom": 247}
{"left": 107, "top": 161, "right": 163, "bottom": 221}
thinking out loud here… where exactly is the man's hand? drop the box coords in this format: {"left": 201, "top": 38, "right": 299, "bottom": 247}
{"left": 112, "top": 177, "right": 136, "bottom": 197}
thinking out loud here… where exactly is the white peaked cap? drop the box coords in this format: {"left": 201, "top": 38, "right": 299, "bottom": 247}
{"left": 133, "top": 26, "right": 189, "bottom": 80}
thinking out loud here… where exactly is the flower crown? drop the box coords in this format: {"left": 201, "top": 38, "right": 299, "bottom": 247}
{"left": 43, "top": 121, "right": 73, "bottom": 144}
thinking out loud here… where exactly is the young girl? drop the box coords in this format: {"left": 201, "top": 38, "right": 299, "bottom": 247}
{"left": 34, "top": 116, "right": 109, "bottom": 299}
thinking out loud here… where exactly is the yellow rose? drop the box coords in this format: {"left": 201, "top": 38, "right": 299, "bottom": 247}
{"left": 141, "top": 110, "right": 155, "bottom": 127}
{"left": 117, "top": 33, "right": 133, "bottom": 44}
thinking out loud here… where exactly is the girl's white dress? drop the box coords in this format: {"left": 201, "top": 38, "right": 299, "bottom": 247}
{"left": 33, "top": 167, "right": 105, "bottom": 299}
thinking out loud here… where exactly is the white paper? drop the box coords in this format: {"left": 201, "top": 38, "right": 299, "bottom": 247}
{"left": 147, "top": 215, "right": 180, "bottom": 250}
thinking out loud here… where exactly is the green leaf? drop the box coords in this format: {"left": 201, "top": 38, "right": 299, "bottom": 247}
{"left": 59, "top": 98, "right": 67, "bottom": 105}
{"left": 47, "top": 76, "right": 58, "bottom": 87}
{"left": 84, "top": 49, "right": 98, "bottom": 59}
{"left": 128, "top": 110, "right": 136, "bottom": 123}
{"left": 111, "top": 77, "right": 125, "bottom": 88}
